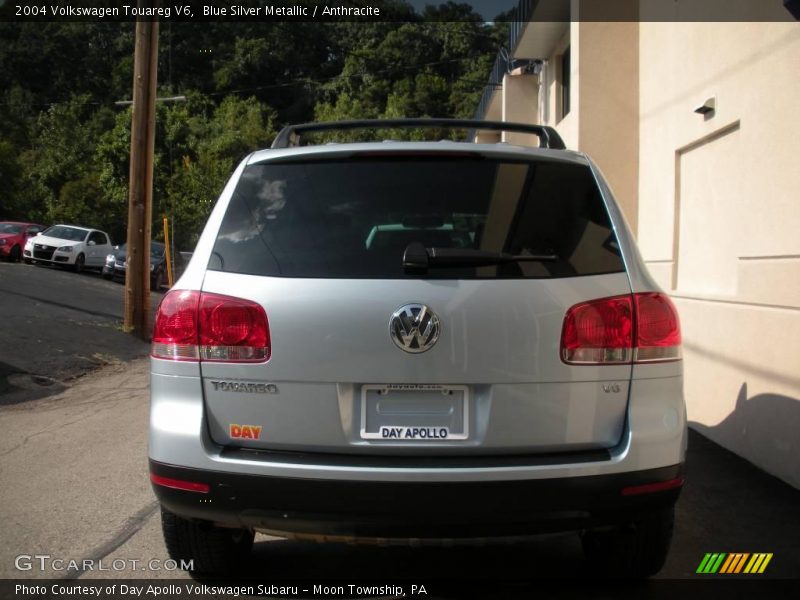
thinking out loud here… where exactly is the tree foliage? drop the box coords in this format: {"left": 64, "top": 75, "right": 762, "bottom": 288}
{"left": 0, "top": 3, "right": 508, "bottom": 250}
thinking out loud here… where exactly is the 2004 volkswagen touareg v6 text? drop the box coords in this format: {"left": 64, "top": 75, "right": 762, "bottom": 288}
{"left": 149, "top": 119, "right": 686, "bottom": 577}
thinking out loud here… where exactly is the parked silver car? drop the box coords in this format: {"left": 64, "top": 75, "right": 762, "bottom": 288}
{"left": 149, "top": 119, "right": 686, "bottom": 577}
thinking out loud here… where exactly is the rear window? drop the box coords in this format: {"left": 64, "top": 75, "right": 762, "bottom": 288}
{"left": 209, "top": 157, "right": 624, "bottom": 279}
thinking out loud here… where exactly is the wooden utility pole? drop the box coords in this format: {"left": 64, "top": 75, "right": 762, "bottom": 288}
{"left": 124, "top": 7, "right": 159, "bottom": 339}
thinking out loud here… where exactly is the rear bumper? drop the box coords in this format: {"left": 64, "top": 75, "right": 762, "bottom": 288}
{"left": 150, "top": 459, "right": 683, "bottom": 539}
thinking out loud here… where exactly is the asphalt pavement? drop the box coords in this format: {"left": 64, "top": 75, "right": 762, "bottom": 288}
{"left": 0, "top": 261, "right": 157, "bottom": 404}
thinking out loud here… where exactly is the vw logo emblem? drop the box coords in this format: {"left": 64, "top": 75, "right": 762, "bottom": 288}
{"left": 389, "top": 304, "right": 441, "bottom": 353}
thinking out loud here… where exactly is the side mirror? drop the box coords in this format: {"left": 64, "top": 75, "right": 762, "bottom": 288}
{"left": 87, "top": 240, "right": 96, "bottom": 246}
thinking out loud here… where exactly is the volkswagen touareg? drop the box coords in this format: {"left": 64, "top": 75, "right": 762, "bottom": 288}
{"left": 149, "top": 119, "right": 686, "bottom": 577}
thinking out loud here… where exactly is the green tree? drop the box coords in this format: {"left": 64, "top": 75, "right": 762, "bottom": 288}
{"left": 0, "top": 137, "right": 22, "bottom": 218}
{"left": 1, "top": 5, "right": 506, "bottom": 244}
{"left": 16, "top": 96, "right": 113, "bottom": 226}
{"left": 313, "top": 13, "right": 506, "bottom": 141}
{"left": 164, "top": 96, "right": 276, "bottom": 250}
{"left": 52, "top": 175, "right": 125, "bottom": 241}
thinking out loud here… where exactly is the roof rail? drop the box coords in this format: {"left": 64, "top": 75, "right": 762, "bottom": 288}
{"left": 270, "top": 118, "right": 567, "bottom": 150}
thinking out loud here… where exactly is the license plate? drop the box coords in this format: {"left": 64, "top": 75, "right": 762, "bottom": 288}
{"left": 360, "top": 384, "right": 469, "bottom": 441}
{"left": 378, "top": 426, "right": 450, "bottom": 440}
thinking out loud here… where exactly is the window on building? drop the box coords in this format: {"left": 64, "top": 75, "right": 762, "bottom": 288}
{"left": 559, "top": 46, "right": 571, "bottom": 120}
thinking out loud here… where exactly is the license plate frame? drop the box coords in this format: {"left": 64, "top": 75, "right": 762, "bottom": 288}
{"left": 359, "top": 384, "right": 469, "bottom": 441}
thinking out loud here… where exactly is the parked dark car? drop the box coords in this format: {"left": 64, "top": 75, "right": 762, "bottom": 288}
{"left": 102, "top": 241, "right": 184, "bottom": 290}
{"left": 0, "top": 221, "right": 45, "bottom": 262}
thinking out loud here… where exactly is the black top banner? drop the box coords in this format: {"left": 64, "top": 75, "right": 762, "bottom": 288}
{"left": 2, "top": 0, "right": 799, "bottom": 23}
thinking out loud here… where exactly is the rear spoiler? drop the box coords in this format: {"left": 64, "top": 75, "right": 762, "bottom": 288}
{"left": 271, "top": 118, "right": 567, "bottom": 151}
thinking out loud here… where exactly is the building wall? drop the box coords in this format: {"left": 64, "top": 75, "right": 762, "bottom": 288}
{"left": 501, "top": 72, "right": 541, "bottom": 147}
{"left": 577, "top": 21, "right": 639, "bottom": 235}
{"left": 540, "top": 28, "right": 579, "bottom": 147}
{"left": 536, "top": 22, "right": 639, "bottom": 234}
{"left": 638, "top": 22, "right": 800, "bottom": 488}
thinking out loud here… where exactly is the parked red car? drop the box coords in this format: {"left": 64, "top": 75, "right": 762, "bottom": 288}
{"left": 0, "top": 222, "right": 46, "bottom": 262}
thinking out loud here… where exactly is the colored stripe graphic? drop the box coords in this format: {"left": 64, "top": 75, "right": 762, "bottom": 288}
{"left": 696, "top": 553, "right": 713, "bottom": 573}
{"left": 697, "top": 553, "right": 727, "bottom": 573}
{"left": 719, "top": 553, "right": 750, "bottom": 573}
{"left": 758, "top": 553, "right": 773, "bottom": 573}
{"left": 744, "top": 553, "right": 774, "bottom": 574}
{"left": 733, "top": 553, "right": 750, "bottom": 573}
{"left": 710, "top": 553, "right": 726, "bottom": 573}
{"left": 745, "top": 554, "right": 758, "bottom": 573}
{"left": 719, "top": 554, "right": 735, "bottom": 573}
{"left": 699, "top": 552, "right": 772, "bottom": 574}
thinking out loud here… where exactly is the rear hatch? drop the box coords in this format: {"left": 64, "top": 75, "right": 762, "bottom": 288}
{"left": 199, "top": 151, "right": 632, "bottom": 456}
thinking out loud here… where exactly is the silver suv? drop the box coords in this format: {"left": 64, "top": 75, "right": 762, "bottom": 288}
{"left": 149, "top": 119, "right": 686, "bottom": 577}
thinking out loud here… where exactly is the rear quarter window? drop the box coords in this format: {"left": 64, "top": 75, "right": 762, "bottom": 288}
{"left": 209, "top": 156, "right": 624, "bottom": 279}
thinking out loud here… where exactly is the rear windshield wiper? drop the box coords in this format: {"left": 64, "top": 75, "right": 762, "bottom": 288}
{"left": 403, "top": 242, "right": 557, "bottom": 272}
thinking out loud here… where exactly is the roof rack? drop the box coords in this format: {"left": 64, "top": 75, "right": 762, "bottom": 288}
{"left": 270, "top": 118, "right": 567, "bottom": 150}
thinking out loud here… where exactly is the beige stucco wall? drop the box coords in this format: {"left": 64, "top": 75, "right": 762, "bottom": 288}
{"left": 536, "top": 21, "right": 639, "bottom": 234}
{"left": 638, "top": 21, "right": 800, "bottom": 488}
{"left": 539, "top": 27, "right": 579, "bottom": 148}
{"left": 576, "top": 21, "right": 640, "bottom": 235}
{"left": 501, "top": 73, "right": 541, "bottom": 146}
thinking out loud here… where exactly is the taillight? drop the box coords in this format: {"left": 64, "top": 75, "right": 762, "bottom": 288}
{"left": 151, "top": 290, "right": 200, "bottom": 361}
{"left": 150, "top": 473, "right": 209, "bottom": 494}
{"left": 561, "top": 292, "right": 680, "bottom": 365}
{"left": 561, "top": 295, "right": 633, "bottom": 364}
{"left": 198, "top": 293, "right": 270, "bottom": 362}
{"left": 152, "top": 290, "right": 270, "bottom": 363}
{"left": 632, "top": 293, "right": 681, "bottom": 362}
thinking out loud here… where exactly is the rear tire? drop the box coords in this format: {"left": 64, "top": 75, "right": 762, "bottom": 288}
{"left": 581, "top": 507, "right": 674, "bottom": 578}
{"left": 10, "top": 245, "right": 21, "bottom": 262}
{"left": 160, "top": 507, "right": 254, "bottom": 575}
